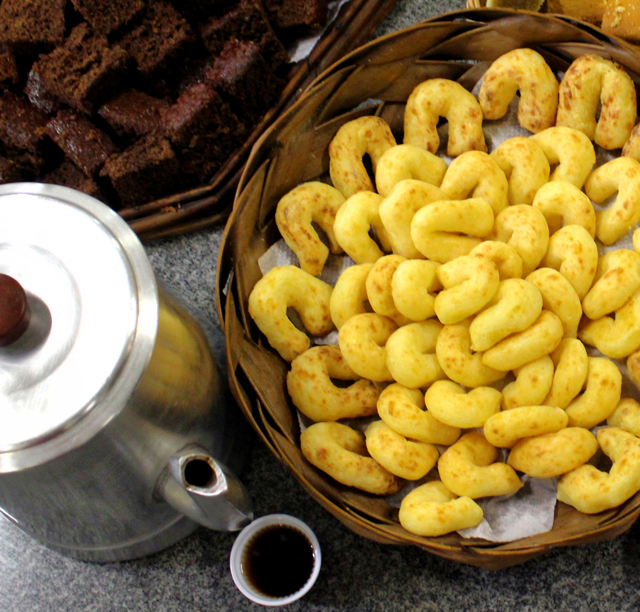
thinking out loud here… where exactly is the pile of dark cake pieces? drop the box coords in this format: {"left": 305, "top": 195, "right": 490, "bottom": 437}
{"left": 0, "top": 0, "right": 328, "bottom": 208}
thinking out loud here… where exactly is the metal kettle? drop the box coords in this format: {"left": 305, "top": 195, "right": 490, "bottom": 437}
{"left": 0, "top": 183, "right": 253, "bottom": 562}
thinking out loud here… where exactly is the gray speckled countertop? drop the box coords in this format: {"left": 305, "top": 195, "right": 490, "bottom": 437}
{"left": 4, "top": 1, "right": 640, "bottom": 610}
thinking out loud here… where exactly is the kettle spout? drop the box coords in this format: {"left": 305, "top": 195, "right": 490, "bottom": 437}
{"left": 156, "top": 446, "right": 253, "bottom": 531}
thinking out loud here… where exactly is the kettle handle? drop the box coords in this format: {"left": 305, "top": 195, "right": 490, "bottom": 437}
{"left": 155, "top": 445, "right": 253, "bottom": 532}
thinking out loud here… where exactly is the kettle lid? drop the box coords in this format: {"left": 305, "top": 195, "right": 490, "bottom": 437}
{"left": 0, "top": 183, "right": 157, "bottom": 463}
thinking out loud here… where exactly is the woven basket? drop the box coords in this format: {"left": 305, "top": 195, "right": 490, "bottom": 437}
{"left": 117, "top": 0, "right": 399, "bottom": 242}
{"left": 216, "top": 8, "right": 640, "bottom": 570}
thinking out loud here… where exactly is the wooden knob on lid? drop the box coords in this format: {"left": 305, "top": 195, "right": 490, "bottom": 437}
{"left": 0, "top": 274, "right": 30, "bottom": 347}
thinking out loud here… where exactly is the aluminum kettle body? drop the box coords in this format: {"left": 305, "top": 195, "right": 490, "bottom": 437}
{"left": 0, "top": 184, "right": 253, "bottom": 561}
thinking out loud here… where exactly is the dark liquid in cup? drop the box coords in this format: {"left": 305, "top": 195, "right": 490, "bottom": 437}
{"left": 243, "top": 524, "right": 315, "bottom": 598}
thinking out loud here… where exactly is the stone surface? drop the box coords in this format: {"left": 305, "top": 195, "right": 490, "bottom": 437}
{"left": 4, "top": 1, "right": 640, "bottom": 610}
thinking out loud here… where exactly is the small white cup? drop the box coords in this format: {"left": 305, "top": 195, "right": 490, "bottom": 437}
{"left": 229, "top": 514, "right": 322, "bottom": 607}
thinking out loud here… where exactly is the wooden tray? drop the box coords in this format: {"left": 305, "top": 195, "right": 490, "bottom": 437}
{"left": 217, "top": 7, "right": 640, "bottom": 569}
{"left": 124, "top": 0, "right": 399, "bottom": 242}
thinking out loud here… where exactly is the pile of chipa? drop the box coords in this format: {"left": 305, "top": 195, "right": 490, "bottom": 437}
{"left": 248, "top": 47, "right": 640, "bottom": 538}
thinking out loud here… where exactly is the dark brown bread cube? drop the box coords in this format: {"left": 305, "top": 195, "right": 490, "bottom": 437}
{"left": 33, "top": 24, "right": 130, "bottom": 113}
{"left": 46, "top": 110, "right": 118, "bottom": 176}
{"left": 99, "top": 89, "right": 171, "bottom": 138}
{"left": 163, "top": 82, "right": 243, "bottom": 180}
{"left": 199, "top": 0, "right": 289, "bottom": 72}
{"left": 0, "top": 46, "right": 18, "bottom": 90}
{"left": 118, "top": 1, "right": 195, "bottom": 80}
{"left": 205, "top": 39, "right": 281, "bottom": 122}
{"left": 70, "top": 0, "right": 146, "bottom": 35}
{"left": 24, "top": 68, "right": 65, "bottom": 115}
{"left": 0, "top": 92, "right": 50, "bottom": 154}
{"left": 0, "top": 0, "right": 66, "bottom": 54}
{"left": 263, "top": 0, "right": 329, "bottom": 35}
{"left": 43, "top": 159, "right": 104, "bottom": 199}
{"left": 100, "top": 134, "right": 181, "bottom": 206}
{"left": 0, "top": 154, "right": 33, "bottom": 184}
{"left": 0, "top": 144, "right": 45, "bottom": 176}
{"left": 173, "top": 0, "right": 237, "bottom": 21}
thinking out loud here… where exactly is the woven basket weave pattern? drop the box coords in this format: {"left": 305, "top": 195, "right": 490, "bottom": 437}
{"left": 217, "top": 9, "right": 640, "bottom": 569}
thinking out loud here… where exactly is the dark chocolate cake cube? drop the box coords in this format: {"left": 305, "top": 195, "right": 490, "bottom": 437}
{"left": 98, "top": 89, "right": 170, "bottom": 138}
{"left": 0, "top": 91, "right": 50, "bottom": 154}
{"left": 199, "top": 0, "right": 289, "bottom": 72}
{"left": 173, "top": 0, "right": 238, "bottom": 21}
{"left": 43, "top": 159, "right": 104, "bottom": 199}
{"left": 163, "top": 82, "right": 243, "bottom": 180}
{"left": 205, "top": 39, "right": 281, "bottom": 122}
{"left": 263, "top": 0, "right": 329, "bottom": 35}
{"left": 0, "top": 46, "right": 18, "bottom": 90}
{"left": 0, "top": 0, "right": 66, "bottom": 54}
{"left": 46, "top": 110, "right": 118, "bottom": 176}
{"left": 0, "top": 144, "right": 46, "bottom": 176}
{"left": 24, "top": 68, "right": 65, "bottom": 115}
{"left": 33, "top": 24, "right": 130, "bottom": 113}
{"left": 0, "top": 154, "right": 33, "bottom": 184}
{"left": 70, "top": 0, "right": 146, "bottom": 35}
{"left": 118, "top": 1, "right": 195, "bottom": 80}
{"left": 100, "top": 134, "right": 182, "bottom": 206}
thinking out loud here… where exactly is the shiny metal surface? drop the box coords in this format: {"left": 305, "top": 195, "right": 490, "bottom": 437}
{"left": 0, "top": 184, "right": 252, "bottom": 561}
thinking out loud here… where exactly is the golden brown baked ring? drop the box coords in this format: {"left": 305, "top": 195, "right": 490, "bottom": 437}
{"left": 391, "top": 259, "right": 441, "bottom": 322}
{"left": 329, "top": 263, "right": 373, "bottom": 330}
{"left": 544, "top": 338, "right": 588, "bottom": 409}
{"left": 365, "top": 420, "right": 439, "bottom": 480}
{"left": 329, "top": 116, "right": 397, "bottom": 198}
{"left": 490, "top": 136, "right": 550, "bottom": 205}
{"left": 508, "top": 427, "right": 598, "bottom": 479}
{"left": 301, "top": 422, "right": 401, "bottom": 495}
{"left": 248, "top": 265, "right": 334, "bottom": 362}
{"left": 557, "top": 427, "right": 640, "bottom": 514}
{"left": 378, "top": 179, "right": 447, "bottom": 259}
{"left": 492, "top": 204, "right": 549, "bottom": 277}
{"left": 398, "top": 480, "right": 484, "bottom": 538}
{"left": 481, "top": 310, "right": 564, "bottom": 372}
{"left": 564, "top": 357, "right": 622, "bottom": 429}
{"left": 502, "top": 356, "right": 554, "bottom": 410}
{"left": 469, "top": 278, "right": 543, "bottom": 352}
{"left": 287, "top": 346, "right": 379, "bottom": 422}
{"left": 404, "top": 78, "right": 486, "bottom": 157}
{"left": 411, "top": 198, "right": 495, "bottom": 264}
{"left": 386, "top": 320, "right": 446, "bottom": 389}
{"left": 275, "top": 182, "right": 346, "bottom": 276}
{"left": 438, "top": 432, "right": 523, "bottom": 499}
{"left": 532, "top": 181, "right": 596, "bottom": 238}
{"left": 338, "top": 313, "right": 397, "bottom": 382}
{"left": 439, "top": 151, "right": 509, "bottom": 215}
{"left": 582, "top": 250, "right": 640, "bottom": 320}
{"left": 585, "top": 157, "right": 640, "bottom": 245}
{"left": 333, "top": 191, "right": 391, "bottom": 264}
{"left": 526, "top": 268, "right": 582, "bottom": 339}
{"left": 479, "top": 48, "right": 559, "bottom": 133}
{"left": 398, "top": 481, "right": 483, "bottom": 537}
{"left": 375, "top": 144, "right": 447, "bottom": 197}
{"left": 541, "top": 225, "right": 598, "bottom": 300}
{"left": 529, "top": 126, "right": 595, "bottom": 189}
{"left": 484, "top": 405, "right": 568, "bottom": 449}
{"left": 366, "top": 254, "right": 411, "bottom": 326}
{"left": 579, "top": 290, "right": 640, "bottom": 359}
{"left": 556, "top": 54, "right": 636, "bottom": 149}
{"left": 434, "top": 253, "right": 500, "bottom": 324}
{"left": 435, "top": 319, "right": 507, "bottom": 388}
{"left": 377, "top": 383, "right": 461, "bottom": 446}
